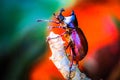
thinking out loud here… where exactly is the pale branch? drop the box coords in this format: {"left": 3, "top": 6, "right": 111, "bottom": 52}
{"left": 47, "top": 31, "right": 91, "bottom": 80}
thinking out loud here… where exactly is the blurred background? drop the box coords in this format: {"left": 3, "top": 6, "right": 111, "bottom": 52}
{"left": 0, "top": 0, "right": 120, "bottom": 80}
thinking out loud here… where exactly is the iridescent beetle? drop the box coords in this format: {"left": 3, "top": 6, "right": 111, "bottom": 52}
{"left": 51, "top": 8, "right": 88, "bottom": 63}
{"left": 52, "top": 8, "right": 88, "bottom": 78}
{"left": 38, "top": 8, "right": 88, "bottom": 79}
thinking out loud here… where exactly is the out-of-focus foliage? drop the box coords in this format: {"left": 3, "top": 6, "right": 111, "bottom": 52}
{"left": 0, "top": 0, "right": 73, "bottom": 80}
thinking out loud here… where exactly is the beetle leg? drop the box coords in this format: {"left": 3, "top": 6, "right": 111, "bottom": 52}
{"left": 65, "top": 41, "right": 72, "bottom": 50}
{"left": 68, "top": 46, "right": 74, "bottom": 80}
{"left": 64, "top": 40, "right": 73, "bottom": 58}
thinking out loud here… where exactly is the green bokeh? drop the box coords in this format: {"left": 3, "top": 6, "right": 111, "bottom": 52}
{"left": 0, "top": 0, "right": 72, "bottom": 80}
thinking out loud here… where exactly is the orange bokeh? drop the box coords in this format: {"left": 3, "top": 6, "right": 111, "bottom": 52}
{"left": 30, "top": 1, "right": 120, "bottom": 80}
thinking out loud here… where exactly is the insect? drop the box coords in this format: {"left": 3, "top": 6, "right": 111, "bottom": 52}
{"left": 52, "top": 9, "right": 88, "bottom": 64}
{"left": 38, "top": 8, "right": 88, "bottom": 79}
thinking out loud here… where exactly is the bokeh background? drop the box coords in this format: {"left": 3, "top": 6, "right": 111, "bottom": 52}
{"left": 0, "top": 0, "right": 120, "bottom": 80}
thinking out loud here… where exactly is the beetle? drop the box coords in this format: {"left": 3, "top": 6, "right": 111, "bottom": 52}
{"left": 52, "top": 8, "right": 88, "bottom": 63}
{"left": 37, "top": 8, "right": 88, "bottom": 79}
{"left": 51, "top": 8, "right": 88, "bottom": 79}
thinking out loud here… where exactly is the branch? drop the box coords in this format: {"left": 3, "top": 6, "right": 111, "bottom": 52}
{"left": 47, "top": 31, "right": 91, "bottom": 80}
